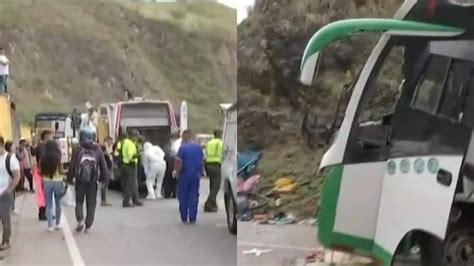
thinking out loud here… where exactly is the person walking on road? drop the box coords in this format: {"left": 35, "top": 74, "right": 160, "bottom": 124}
{"left": 20, "top": 140, "right": 34, "bottom": 192}
{"left": 15, "top": 139, "right": 27, "bottom": 193}
{"left": 40, "top": 140, "right": 66, "bottom": 232}
{"left": 0, "top": 48, "right": 9, "bottom": 94}
{"left": 5, "top": 141, "right": 20, "bottom": 214}
{"left": 0, "top": 136, "right": 20, "bottom": 250}
{"left": 32, "top": 130, "right": 54, "bottom": 221}
{"left": 204, "top": 129, "right": 223, "bottom": 213}
{"left": 121, "top": 130, "right": 143, "bottom": 208}
{"left": 100, "top": 142, "right": 112, "bottom": 207}
{"left": 67, "top": 126, "right": 108, "bottom": 233}
{"left": 143, "top": 142, "right": 166, "bottom": 200}
{"left": 173, "top": 130, "right": 204, "bottom": 224}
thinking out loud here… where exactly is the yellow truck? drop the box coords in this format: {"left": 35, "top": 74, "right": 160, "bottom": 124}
{"left": 0, "top": 95, "right": 20, "bottom": 143}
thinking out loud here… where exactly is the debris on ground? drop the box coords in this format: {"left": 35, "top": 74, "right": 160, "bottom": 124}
{"left": 239, "top": 211, "right": 253, "bottom": 222}
{"left": 253, "top": 214, "right": 269, "bottom": 221}
{"left": 303, "top": 248, "right": 375, "bottom": 265}
{"left": 271, "top": 177, "right": 297, "bottom": 194}
{"left": 298, "top": 218, "right": 317, "bottom": 226}
{"left": 258, "top": 212, "right": 296, "bottom": 225}
{"left": 242, "top": 248, "right": 273, "bottom": 256}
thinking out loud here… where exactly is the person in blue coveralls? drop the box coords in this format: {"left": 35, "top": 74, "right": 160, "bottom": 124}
{"left": 172, "top": 129, "right": 203, "bottom": 224}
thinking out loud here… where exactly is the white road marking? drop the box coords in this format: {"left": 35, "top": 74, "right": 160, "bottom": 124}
{"left": 60, "top": 214, "right": 86, "bottom": 266}
{"left": 238, "top": 241, "right": 316, "bottom": 252}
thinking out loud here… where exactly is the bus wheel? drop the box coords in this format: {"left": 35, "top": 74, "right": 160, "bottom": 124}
{"left": 444, "top": 227, "right": 474, "bottom": 266}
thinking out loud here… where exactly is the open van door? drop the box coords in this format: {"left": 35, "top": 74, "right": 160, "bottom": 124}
{"left": 180, "top": 101, "right": 188, "bottom": 136}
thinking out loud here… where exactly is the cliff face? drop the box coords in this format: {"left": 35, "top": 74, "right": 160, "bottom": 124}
{"left": 0, "top": 2, "right": 236, "bottom": 131}
{"left": 238, "top": 0, "right": 401, "bottom": 217}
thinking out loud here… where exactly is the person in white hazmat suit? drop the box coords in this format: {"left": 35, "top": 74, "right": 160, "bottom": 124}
{"left": 142, "top": 142, "right": 167, "bottom": 200}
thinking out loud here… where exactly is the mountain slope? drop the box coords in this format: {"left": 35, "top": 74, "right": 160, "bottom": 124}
{"left": 238, "top": 0, "right": 402, "bottom": 217}
{"left": 0, "top": 2, "right": 236, "bottom": 131}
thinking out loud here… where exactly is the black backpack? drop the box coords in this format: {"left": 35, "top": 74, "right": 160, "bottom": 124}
{"left": 5, "top": 153, "right": 12, "bottom": 178}
{"left": 75, "top": 148, "right": 98, "bottom": 182}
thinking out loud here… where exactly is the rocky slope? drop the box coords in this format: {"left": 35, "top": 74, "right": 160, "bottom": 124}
{"left": 0, "top": 1, "right": 236, "bottom": 131}
{"left": 238, "top": 0, "right": 402, "bottom": 217}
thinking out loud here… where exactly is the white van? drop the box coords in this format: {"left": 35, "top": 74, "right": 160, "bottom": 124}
{"left": 222, "top": 102, "right": 237, "bottom": 235}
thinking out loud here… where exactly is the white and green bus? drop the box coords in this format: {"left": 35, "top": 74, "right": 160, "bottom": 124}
{"left": 300, "top": 0, "right": 474, "bottom": 265}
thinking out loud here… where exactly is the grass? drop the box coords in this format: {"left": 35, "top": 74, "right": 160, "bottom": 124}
{"left": 0, "top": 1, "right": 236, "bottom": 132}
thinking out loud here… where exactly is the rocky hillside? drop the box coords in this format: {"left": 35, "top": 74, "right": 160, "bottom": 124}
{"left": 0, "top": 1, "right": 236, "bottom": 132}
{"left": 238, "top": 0, "right": 402, "bottom": 217}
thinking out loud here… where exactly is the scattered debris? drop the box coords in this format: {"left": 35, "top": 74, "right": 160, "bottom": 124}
{"left": 272, "top": 177, "right": 297, "bottom": 194}
{"left": 303, "top": 248, "right": 375, "bottom": 265}
{"left": 253, "top": 214, "right": 268, "bottom": 221}
{"left": 259, "top": 212, "right": 296, "bottom": 225}
{"left": 242, "top": 248, "right": 273, "bottom": 256}
{"left": 298, "top": 218, "right": 317, "bottom": 226}
{"left": 305, "top": 248, "right": 326, "bottom": 263}
{"left": 239, "top": 211, "right": 253, "bottom": 222}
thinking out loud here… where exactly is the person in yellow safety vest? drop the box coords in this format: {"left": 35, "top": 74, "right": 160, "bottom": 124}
{"left": 121, "top": 129, "right": 143, "bottom": 208}
{"left": 113, "top": 131, "right": 127, "bottom": 163}
{"left": 204, "top": 129, "right": 223, "bottom": 212}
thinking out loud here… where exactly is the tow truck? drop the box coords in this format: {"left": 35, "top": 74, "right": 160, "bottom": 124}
{"left": 300, "top": 0, "right": 474, "bottom": 265}
{"left": 34, "top": 112, "right": 79, "bottom": 168}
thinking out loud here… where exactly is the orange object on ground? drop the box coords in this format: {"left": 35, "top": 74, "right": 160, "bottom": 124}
{"left": 32, "top": 167, "right": 45, "bottom": 208}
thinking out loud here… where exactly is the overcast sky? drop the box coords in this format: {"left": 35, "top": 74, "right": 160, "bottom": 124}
{"left": 217, "top": 0, "right": 255, "bottom": 24}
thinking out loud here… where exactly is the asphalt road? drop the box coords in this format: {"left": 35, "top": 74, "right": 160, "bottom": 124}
{"left": 237, "top": 222, "right": 318, "bottom": 266}
{"left": 2, "top": 178, "right": 236, "bottom": 266}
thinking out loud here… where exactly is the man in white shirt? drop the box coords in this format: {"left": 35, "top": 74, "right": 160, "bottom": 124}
{"left": 0, "top": 48, "right": 9, "bottom": 94}
{"left": 85, "top": 102, "right": 98, "bottom": 135}
{"left": 0, "top": 136, "right": 20, "bottom": 250}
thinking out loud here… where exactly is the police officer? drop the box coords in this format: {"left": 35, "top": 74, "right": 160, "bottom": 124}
{"left": 121, "top": 130, "right": 143, "bottom": 208}
{"left": 204, "top": 129, "right": 223, "bottom": 213}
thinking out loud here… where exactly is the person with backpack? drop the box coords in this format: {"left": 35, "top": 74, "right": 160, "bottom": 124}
{"left": 0, "top": 136, "right": 20, "bottom": 250}
{"left": 67, "top": 126, "right": 108, "bottom": 233}
{"left": 40, "top": 140, "right": 66, "bottom": 232}
{"left": 5, "top": 141, "right": 20, "bottom": 214}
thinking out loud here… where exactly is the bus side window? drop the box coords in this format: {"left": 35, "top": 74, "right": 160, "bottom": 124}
{"left": 410, "top": 55, "right": 451, "bottom": 115}
{"left": 461, "top": 69, "right": 474, "bottom": 126}
{"left": 438, "top": 60, "right": 472, "bottom": 121}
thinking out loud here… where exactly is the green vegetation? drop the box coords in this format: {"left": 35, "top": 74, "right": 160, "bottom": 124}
{"left": 0, "top": 1, "right": 236, "bottom": 131}
{"left": 238, "top": 0, "right": 403, "bottom": 218}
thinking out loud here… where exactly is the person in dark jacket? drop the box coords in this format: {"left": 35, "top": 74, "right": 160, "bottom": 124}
{"left": 67, "top": 126, "right": 108, "bottom": 233}
{"left": 31, "top": 130, "right": 53, "bottom": 221}
{"left": 100, "top": 144, "right": 112, "bottom": 206}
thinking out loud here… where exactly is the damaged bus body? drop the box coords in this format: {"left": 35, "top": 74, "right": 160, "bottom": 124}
{"left": 300, "top": 0, "right": 474, "bottom": 265}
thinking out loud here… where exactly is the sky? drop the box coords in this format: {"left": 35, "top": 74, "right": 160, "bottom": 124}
{"left": 218, "top": 0, "right": 255, "bottom": 24}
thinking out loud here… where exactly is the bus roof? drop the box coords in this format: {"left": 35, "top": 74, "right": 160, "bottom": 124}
{"left": 35, "top": 112, "right": 69, "bottom": 120}
{"left": 300, "top": 0, "right": 474, "bottom": 85}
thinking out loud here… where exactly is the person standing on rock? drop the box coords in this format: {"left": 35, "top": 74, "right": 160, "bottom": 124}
{"left": 0, "top": 136, "right": 20, "bottom": 250}
{"left": 173, "top": 130, "right": 203, "bottom": 224}
{"left": 0, "top": 48, "right": 9, "bottom": 94}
